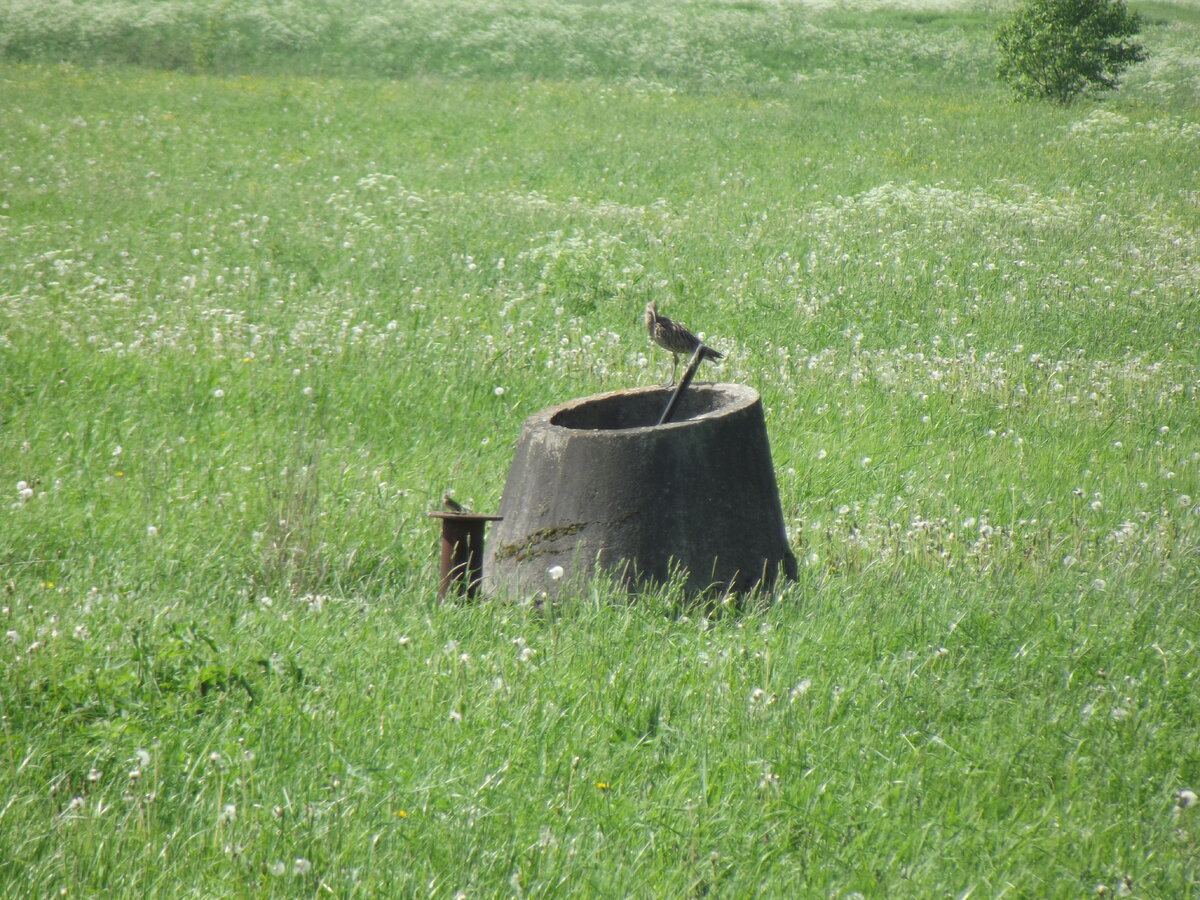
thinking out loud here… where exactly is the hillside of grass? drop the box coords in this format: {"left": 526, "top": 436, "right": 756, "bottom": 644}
{"left": 2, "top": 0, "right": 1199, "bottom": 896}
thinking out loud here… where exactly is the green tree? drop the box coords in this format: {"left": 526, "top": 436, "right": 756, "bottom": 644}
{"left": 996, "top": 0, "right": 1147, "bottom": 104}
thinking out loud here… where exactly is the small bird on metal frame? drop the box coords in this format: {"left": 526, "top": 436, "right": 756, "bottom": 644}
{"left": 644, "top": 300, "right": 724, "bottom": 383}
{"left": 442, "top": 493, "right": 466, "bottom": 513}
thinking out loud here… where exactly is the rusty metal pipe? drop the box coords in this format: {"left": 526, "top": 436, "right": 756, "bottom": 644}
{"left": 657, "top": 344, "right": 706, "bottom": 426}
{"left": 428, "top": 512, "right": 502, "bottom": 599}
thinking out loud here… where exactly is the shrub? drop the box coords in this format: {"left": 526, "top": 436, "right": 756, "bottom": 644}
{"left": 996, "top": 0, "right": 1146, "bottom": 104}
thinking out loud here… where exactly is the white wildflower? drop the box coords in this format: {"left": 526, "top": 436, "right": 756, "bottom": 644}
{"left": 790, "top": 679, "right": 812, "bottom": 701}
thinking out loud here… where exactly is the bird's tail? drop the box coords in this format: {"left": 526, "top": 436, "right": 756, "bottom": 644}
{"left": 701, "top": 345, "right": 724, "bottom": 362}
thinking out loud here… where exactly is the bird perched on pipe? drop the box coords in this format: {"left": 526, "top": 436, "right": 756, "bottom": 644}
{"left": 645, "top": 300, "right": 724, "bottom": 383}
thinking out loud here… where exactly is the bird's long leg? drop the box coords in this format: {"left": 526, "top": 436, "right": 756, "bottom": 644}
{"left": 671, "top": 353, "right": 680, "bottom": 385}
{"left": 661, "top": 353, "right": 676, "bottom": 385}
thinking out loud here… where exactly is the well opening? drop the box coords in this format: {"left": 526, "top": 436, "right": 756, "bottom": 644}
{"left": 549, "top": 384, "right": 735, "bottom": 431}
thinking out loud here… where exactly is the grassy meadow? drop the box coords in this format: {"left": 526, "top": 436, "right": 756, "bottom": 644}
{"left": 2, "top": 0, "right": 1199, "bottom": 895}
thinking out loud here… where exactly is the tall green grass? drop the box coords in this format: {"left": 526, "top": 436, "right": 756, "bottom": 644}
{"left": 2, "top": 0, "right": 1199, "bottom": 895}
{"left": 0, "top": 0, "right": 1000, "bottom": 82}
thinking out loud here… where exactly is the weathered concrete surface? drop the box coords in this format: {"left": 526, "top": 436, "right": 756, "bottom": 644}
{"left": 484, "top": 383, "right": 796, "bottom": 599}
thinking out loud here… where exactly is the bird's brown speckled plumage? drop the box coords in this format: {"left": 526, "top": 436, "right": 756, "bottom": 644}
{"left": 645, "top": 300, "right": 723, "bottom": 382}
